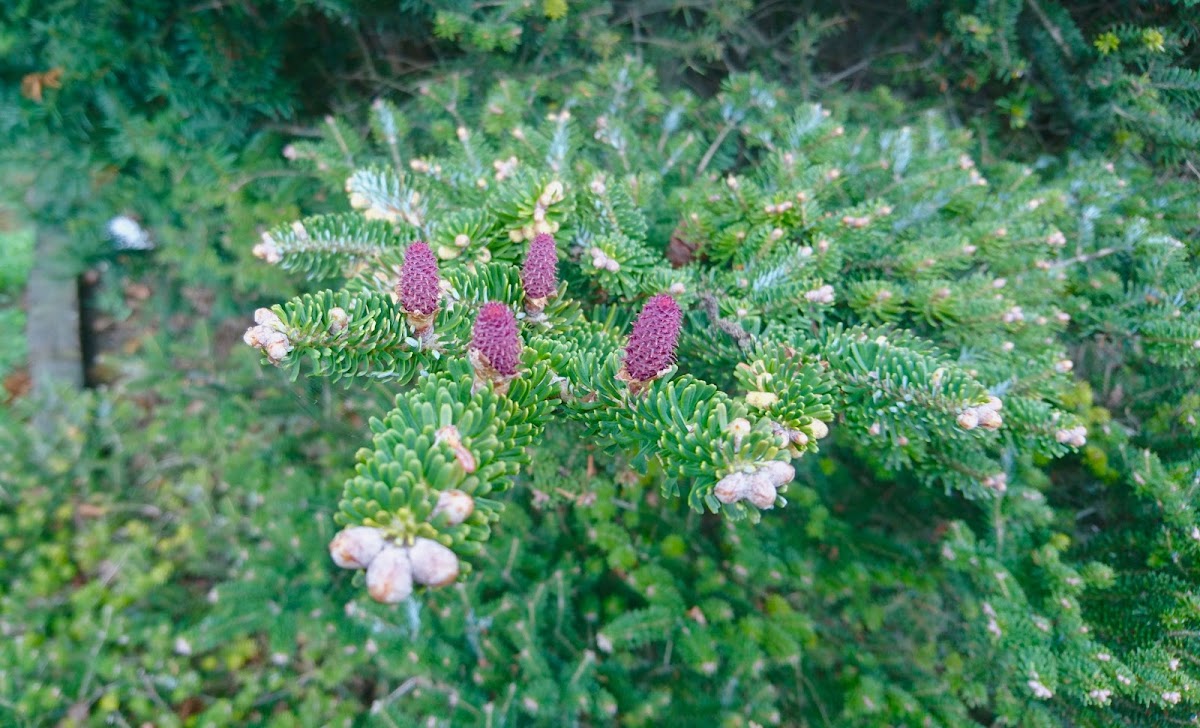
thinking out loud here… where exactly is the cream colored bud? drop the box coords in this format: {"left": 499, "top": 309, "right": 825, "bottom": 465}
{"left": 977, "top": 408, "right": 1003, "bottom": 430}
{"left": 985, "top": 396, "right": 1002, "bottom": 411}
{"left": 728, "top": 418, "right": 752, "bottom": 438}
{"left": 265, "top": 339, "right": 292, "bottom": 363}
{"left": 253, "top": 308, "right": 282, "bottom": 329}
{"left": 437, "top": 245, "right": 461, "bottom": 260}
{"left": 809, "top": 419, "right": 829, "bottom": 440}
{"left": 408, "top": 537, "right": 459, "bottom": 587}
{"left": 454, "top": 233, "right": 471, "bottom": 248}
{"left": 805, "top": 285, "right": 835, "bottom": 304}
{"left": 541, "top": 180, "right": 565, "bottom": 205}
{"left": 366, "top": 546, "right": 413, "bottom": 603}
{"left": 330, "top": 526, "right": 386, "bottom": 569}
{"left": 1054, "top": 359, "right": 1074, "bottom": 374}
{"left": 957, "top": 410, "right": 979, "bottom": 430}
{"left": 328, "top": 307, "right": 349, "bottom": 334}
{"left": 760, "top": 460, "right": 795, "bottom": 487}
{"left": 432, "top": 489, "right": 475, "bottom": 526}
{"left": 253, "top": 233, "right": 282, "bottom": 264}
{"left": 746, "top": 478, "right": 777, "bottom": 509}
{"left": 349, "top": 192, "right": 369, "bottom": 210}
{"left": 746, "top": 391, "right": 779, "bottom": 409}
{"left": 714, "top": 472, "right": 751, "bottom": 504}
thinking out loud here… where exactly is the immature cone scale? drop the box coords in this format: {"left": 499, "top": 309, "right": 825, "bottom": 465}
{"left": 523, "top": 233, "right": 559, "bottom": 300}
{"left": 471, "top": 303, "right": 521, "bottom": 376}
{"left": 624, "top": 294, "right": 683, "bottom": 381}
{"left": 397, "top": 241, "right": 440, "bottom": 316}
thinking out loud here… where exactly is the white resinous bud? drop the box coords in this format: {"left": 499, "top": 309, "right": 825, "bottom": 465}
{"left": 328, "top": 307, "right": 349, "bottom": 335}
{"left": 366, "top": 546, "right": 413, "bottom": 603}
{"left": 746, "top": 478, "right": 778, "bottom": 509}
{"left": 329, "top": 526, "right": 386, "bottom": 569}
{"left": 977, "top": 407, "right": 1003, "bottom": 430}
{"left": 713, "top": 472, "right": 751, "bottom": 505}
{"left": 432, "top": 489, "right": 475, "bottom": 526}
{"left": 746, "top": 391, "right": 778, "bottom": 409}
{"left": 409, "top": 537, "right": 460, "bottom": 587}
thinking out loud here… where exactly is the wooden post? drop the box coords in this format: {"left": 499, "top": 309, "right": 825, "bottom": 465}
{"left": 25, "top": 225, "right": 83, "bottom": 409}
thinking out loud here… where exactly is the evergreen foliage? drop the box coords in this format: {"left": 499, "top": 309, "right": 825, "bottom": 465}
{"left": 240, "top": 61, "right": 1200, "bottom": 725}
{"left": 4, "top": 3, "right": 1200, "bottom": 726}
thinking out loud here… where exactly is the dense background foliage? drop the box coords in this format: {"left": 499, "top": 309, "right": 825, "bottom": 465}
{"left": 2, "top": 1, "right": 1198, "bottom": 726}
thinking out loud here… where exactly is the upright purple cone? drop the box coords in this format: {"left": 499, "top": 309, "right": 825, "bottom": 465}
{"left": 471, "top": 303, "right": 521, "bottom": 377}
{"left": 523, "top": 233, "right": 559, "bottom": 300}
{"left": 624, "top": 294, "right": 683, "bottom": 381}
{"left": 398, "top": 242, "right": 440, "bottom": 315}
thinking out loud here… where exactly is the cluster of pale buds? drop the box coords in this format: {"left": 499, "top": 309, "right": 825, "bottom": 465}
{"left": 243, "top": 308, "right": 293, "bottom": 363}
{"left": 329, "top": 490, "right": 474, "bottom": 604}
{"left": 252, "top": 232, "right": 282, "bottom": 264}
{"left": 764, "top": 200, "right": 794, "bottom": 215}
{"left": 713, "top": 461, "right": 795, "bottom": 510}
{"left": 1055, "top": 425, "right": 1088, "bottom": 447}
{"left": 982, "top": 472, "right": 1008, "bottom": 492}
{"left": 348, "top": 187, "right": 421, "bottom": 227}
{"left": 590, "top": 248, "right": 621, "bottom": 272}
{"left": 409, "top": 159, "right": 442, "bottom": 176}
{"left": 841, "top": 215, "right": 871, "bottom": 229}
{"left": 1002, "top": 306, "right": 1025, "bottom": 324}
{"left": 493, "top": 156, "right": 519, "bottom": 181}
{"left": 1046, "top": 230, "right": 1067, "bottom": 247}
{"left": 957, "top": 396, "right": 1004, "bottom": 431}
{"left": 1027, "top": 675, "right": 1053, "bottom": 700}
{"left": 508, "top": 181, "right": 564, "bottom": 242}
{"left": 805, "top": 284, "right": 835, "bottom": 304}
{"left": 770, "top": 419, "right": 828, "bottom": 456}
